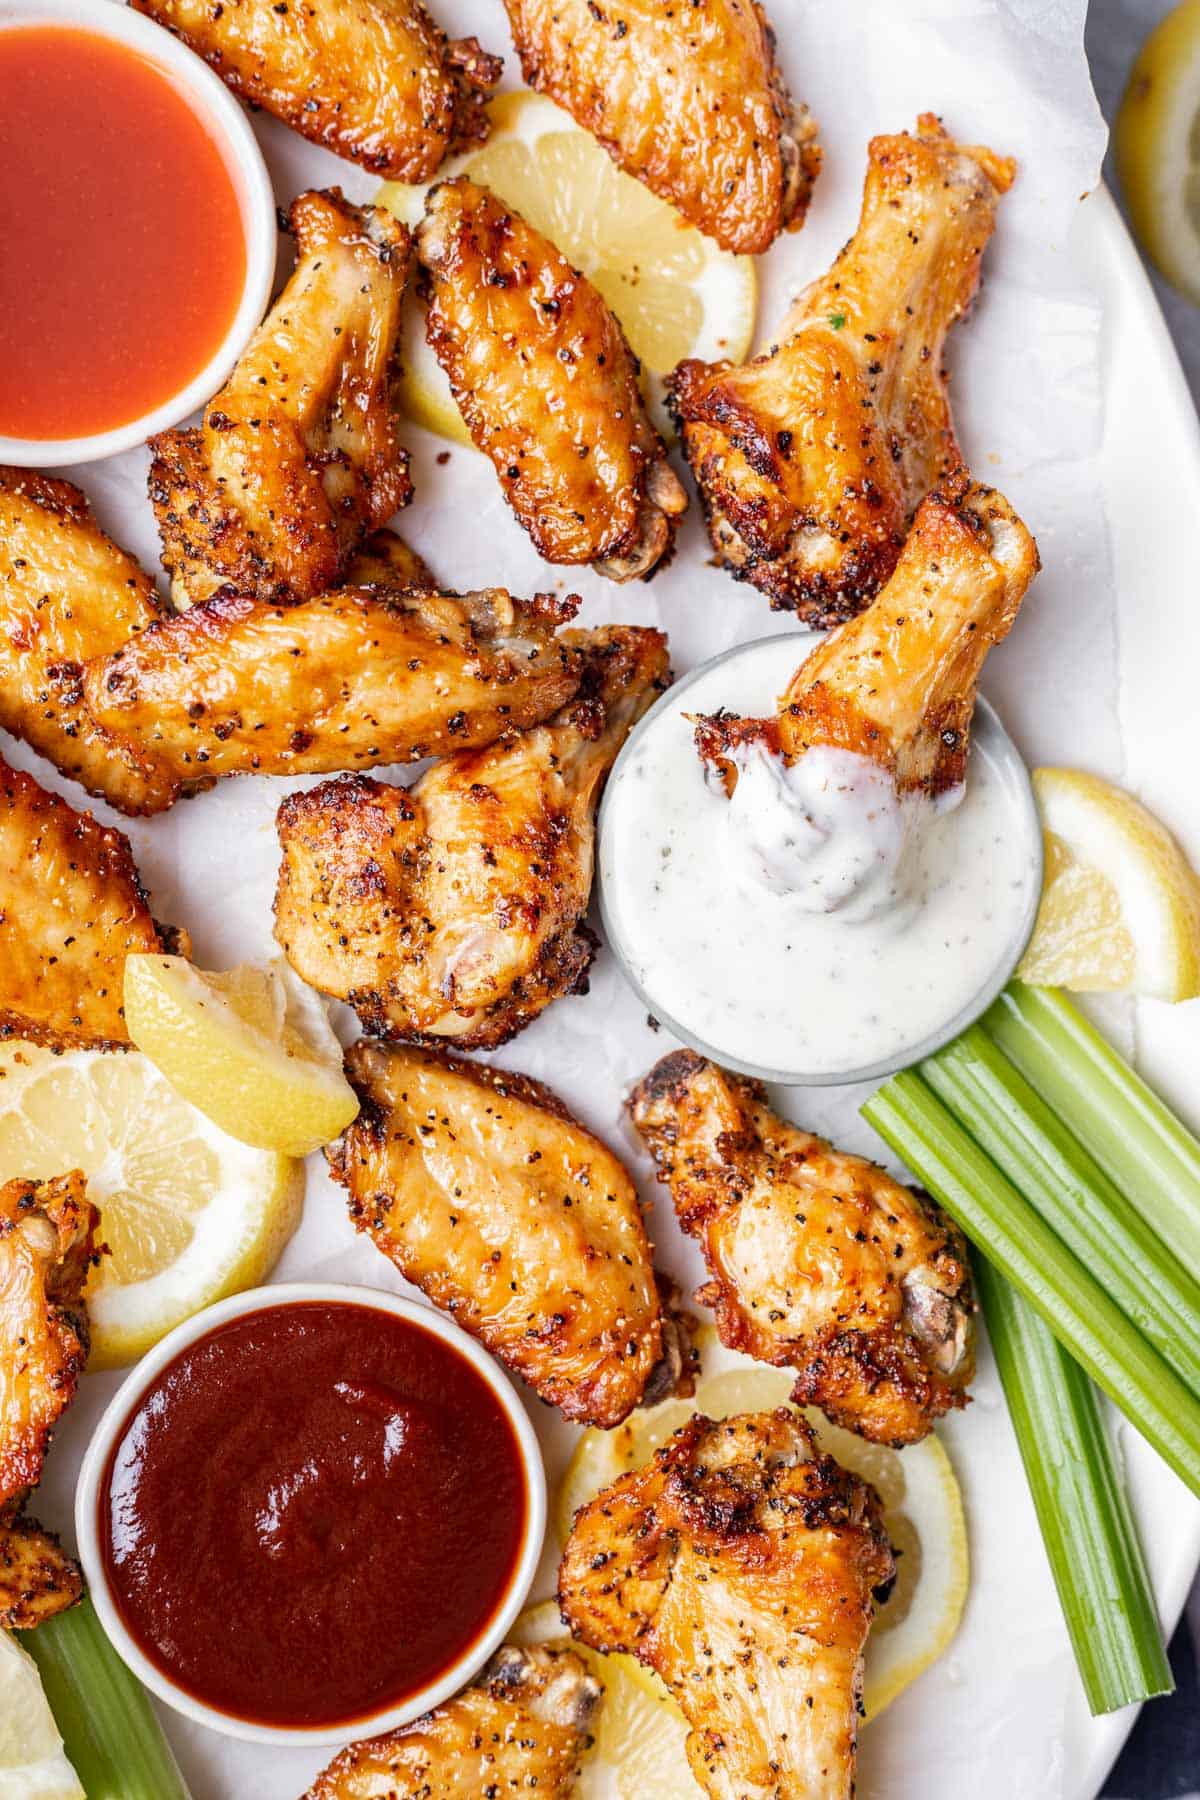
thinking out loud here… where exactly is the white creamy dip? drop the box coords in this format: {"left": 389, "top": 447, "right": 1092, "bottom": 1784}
{"left": 599, "top": 636, "right": 1041, "bottom": 1080}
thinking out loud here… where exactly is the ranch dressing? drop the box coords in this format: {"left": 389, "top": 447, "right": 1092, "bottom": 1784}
{"left": 599, "top": 636, "right": 1040, "bottom": 1080}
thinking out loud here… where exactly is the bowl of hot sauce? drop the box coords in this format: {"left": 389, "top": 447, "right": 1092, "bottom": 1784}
{"left": 75, "top": 1284, "right": 547, "bottom": 1746}
{"left": 0, "top": 0, "right": 276, "bottom": 465}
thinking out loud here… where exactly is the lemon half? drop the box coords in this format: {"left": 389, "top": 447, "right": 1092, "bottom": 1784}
{"left": 1115, "top": 0, "right": 1200, "bottom": 303}
{"left": 0, "top": 1043, "right": 302, "bottom": 1367}
{"left": 0, "top": 1631, "right": 83, "bottom": 1800}
{"left": 1017, "top": 767, "right": 1200, "bottom": 998}
{"left": 380, "top": 91, "right": 757, "bottom": 441}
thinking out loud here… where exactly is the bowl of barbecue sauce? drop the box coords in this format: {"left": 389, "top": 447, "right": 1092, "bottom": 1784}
{"left": 75, "top": 1285, "right": 546, "bottom": 1746}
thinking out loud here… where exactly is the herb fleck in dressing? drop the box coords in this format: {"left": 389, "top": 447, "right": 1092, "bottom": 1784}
{"left": 600, "top": 637, "right": 1039, "bottom": 1078}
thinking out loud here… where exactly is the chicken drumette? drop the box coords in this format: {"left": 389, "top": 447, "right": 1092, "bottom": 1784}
{"left": 502, "top": 0, "right": 819, "bottom": 253}
{"left": 669, "top": 116, "right": 1014, "bottom": 623}
{"left": 274, "top": 625, "right": 668, "bottom": 1046}
{"left": 559, "top": 1408, "right": 893, "bottom": 1800}
{"left": 150, "top": 190, "right": 412, "bottom": 609}
{"left": 417, "top": 179, "right": 686, "bottom": 581}
{"left": 631, "top": 1052, "right": 974, "bottom": 1444}
{"left": 134, "top": 0, "right": 500, "bottom": 180}
{"left": 304, "top": 1644, "right": 601, "bottom": 1799}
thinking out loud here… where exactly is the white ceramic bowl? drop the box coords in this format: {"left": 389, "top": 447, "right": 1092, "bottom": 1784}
{"left": 75, "top": 1282, "right": 548, "bottom": 1747}
{"left": 0, "top": 0, "right": 276, "bottom": 467}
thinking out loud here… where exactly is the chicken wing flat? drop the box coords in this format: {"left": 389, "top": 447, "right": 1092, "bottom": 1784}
{"left": 0, "top": 760, "right": 178, "bottom": 1049}
{"left": 0, "top": 1511, "right": 82, "bottom": 1630}
{"left": 559, "top": 1409, "right": 893, "bottom": 1800}
{"left": 669, "top": 116, "right": 1015, "bottom": 623}
{"left": 275, "top": 624, "right": 668, "bottom": 1046}
{"left": 330, "top": 1043, "right": 668, "bottom": 1426}
{"left": 0, "top": 1173, "right": 97, "bottom": 1509}
{"left": 304, "top": 1644, "right": 602, "bottom": 1800}
{"left": 0, "top": 467, "right": 178, "bottom": 815}
{"left": 134, "top": 0, "right": 500, "bottom": 180}
{"left": 417, "top": 179, "right": 686, "bottom": 581}
{"left": 504, "top": 0, "right": 819, "bottom": 253}
{"left": 150, "top": 190, "right": 412, "bottom": 610}
{"left": 84, "top": 586, "right": 581, "bottom": 801}
{"left": 694, "top": 481, "right": 1038, "bottom": 803}
{"left": 631, "top": 1052, "right": 974, "bottom": 1445}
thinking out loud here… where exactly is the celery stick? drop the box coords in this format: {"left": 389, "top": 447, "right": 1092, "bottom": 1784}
{"left": 861, "top": 1070, "right": 1200, "bottom": 1498}
{"left": 974, "top": 1256, "right": 1172, "bottom": 1714}
{"left": 19, "top": 1599, "right": 191, "bottom": 1800}
{"left": 923, "top": 1025, "right": 1200, "bottom": 1394}
{"left": 986, "top": 983, "right": 1200, "bottom": 1281}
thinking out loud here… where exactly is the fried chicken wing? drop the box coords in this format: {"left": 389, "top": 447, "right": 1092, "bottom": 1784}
{"left": 695, "top": 481, "right": 1038, "bottom": 803}
{"left": 670, "top": 116, "right": 1015, "bottom": 623}
{"left": 134, "top": 0, "right": 500, "bottom": 180}
{"left": 344, "top": 526, "right": 435, "bottom": 592}
{"left": 417, "top": 179, "right": 686, "bottom": 581}
{"left": 304, "top": 1644, "right": 601, "bottom": 1799}
{"left": 84, "top": 585, "right": 581, "bottom": 801}
{"left": 275, "top": 625, "right": 668, "bottom": 1046}
{"left": 0, "top": 467, "right": 179, "bottom": 815}
{"left": 0, "top": 1511, "right": 82, "bottom": 1630}
{"left": 150, "top": 191, "right": 412, "bottom": 610}
{"left": 631, "top": 1052, "right": 974, "bottom": 1445}
{"left": 559, "top": 1409, "right": 893, "bottom": 1800}
{"left": 330, "top": 1043, "right": 668, "bottom": 1426}
{"left": 0, "top": 760, "right": 180, "bottom": 1049}
{"left": 504, "top": 0, "right": 819, "bottom": 253}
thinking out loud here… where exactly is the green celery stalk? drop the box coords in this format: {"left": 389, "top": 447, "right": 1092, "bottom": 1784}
{"left": 922, "top": 1025, "right": 1200, "bottom": 1394}
{"left": 986, "top": 983, "right": 1200, "bottom": 1282}
{"left": 973, "top": 1256, "right": 1172, "bottom": 1713}
{"left": 19, "top": 1598, "right": 191, "bottom": 1800}
{"left": 860, "top": 1070, "right": 1200, "bottom": 1498}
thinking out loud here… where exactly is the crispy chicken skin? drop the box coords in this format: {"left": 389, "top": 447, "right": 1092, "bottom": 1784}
{"left": 503, "top": 0, "right": 819, "bottom": 254}
{"left": 0, "top": 1512, "right": 83, "bottom": 1630}
{"left": 669, "top": 116, "right": 1015, "bottom": 622}
{"left": 329, "top": 1043, "right": 667, "bottom": 1426}
{"left": 417, "top": 179, "right": 686, "bottom": 581}
{"left": 0, "top": 467, "right": 178, "bottom": 815}
{"left": 559, "top": 1409, "right": 893, "bottom": 1800}
{"left": 274, "top": 625, "right": 669, "bottom": 1047}
{"left": 150, "top": 191, "right": 413, "bottom": 610}
{"left": 630, "top": 1052, "right": 975, "bottom": 1445}
{"left": 133, "top": 0, "right": 500, "bottom": 180}
{"left": 0, "top": 759, "right": 178, "bottom": 1049}
{"left": 694, "top": 481, "right": 1039, "bottom": 803}
{"left": 343, "top": 525, "right": 435, "bottom": 592}
{"left": 84, "top": 586, "right": 582, "bottom": 799}
{"left": 304, "top": 1644, "right": 602, "bottom": 1799}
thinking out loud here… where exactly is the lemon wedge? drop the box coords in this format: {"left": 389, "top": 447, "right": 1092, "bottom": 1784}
{"left": 1115, "top": 0, "right": 1200, "bottom": 303}
{"left": 379, "top": 90, "right": 757, "bottom": 440}
{"left": 0, "top": 1042, "right": 302, "bottom": 1368}
{"left": 1017, "top": 768, "right": 1200, "bottom": 998}
{"left": 554, "top": 1335, "right": 968, "bottom": 1723}
{"left": 0, "top": 1631, "right": 83, "bottom": 1800}
{"left": 124, "top": 954, "right": 358, "bottom": 1156}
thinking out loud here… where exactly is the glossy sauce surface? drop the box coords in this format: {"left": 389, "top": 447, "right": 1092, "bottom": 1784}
{"left": 0, "top": 26, "right": 246, "bottom": 440}
{"left": 101, "top": 1302, "right": 528, "bottom": 1727}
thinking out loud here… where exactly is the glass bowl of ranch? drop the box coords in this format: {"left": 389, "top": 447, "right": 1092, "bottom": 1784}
{"left": 598, "top": 634, "right": 1043, "bottom": 1087}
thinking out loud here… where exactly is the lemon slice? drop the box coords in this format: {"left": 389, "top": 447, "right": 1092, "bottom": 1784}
{"left": 0, "top": 1632, "right": 83, "bottom": 1799}
{"left": 379, "top": 90, "right": 757, "bottom": 440}
{"left": 124, "top": 954, "right": 358, "bottom": 1157}
{"left": 555, "top": 1335, "right": 968, "bottom": 1722}
{"left": 1017, "top": 767, "right": 1200, "bottom": 998}
{"left": 0, "top": 1042, "right": 302, "bottom": 1368}
{"left": 1115, "top": 0, "right": 1200, "bottom": 303}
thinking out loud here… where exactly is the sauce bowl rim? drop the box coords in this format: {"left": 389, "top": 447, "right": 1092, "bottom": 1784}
{"left": 0, "top": 0, "right": 277, "bottom": 467}
{"left": 74, "top": 1280, "right": 549, "bottom": 1748}
{"left": 598, "top": 629, "right": 1045, "bottom": 1089}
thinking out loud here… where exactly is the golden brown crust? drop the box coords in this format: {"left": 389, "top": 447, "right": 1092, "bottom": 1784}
{"left": 149, "top": 191, "right": 412, "bottom": 609}
{"left": 669, "top": 116, "right": 1015, "bottom": 622}
{"left": 630, "top": 1051, "right": 975, "bottom": 1446}
{"left": 503, "top": 0, "right": 819, "bottom": 253}
{"left": 417, "top": 178, "right": 685, "bottom": 579}
{"left": 329, "top": 1041, "right": 666, "bottom": 1426}
{"left": 132, "top": 0, "right": 501, "bottom": 179}
{"left": 0, "top": 1511, "right": 83, "bottom": 1630}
